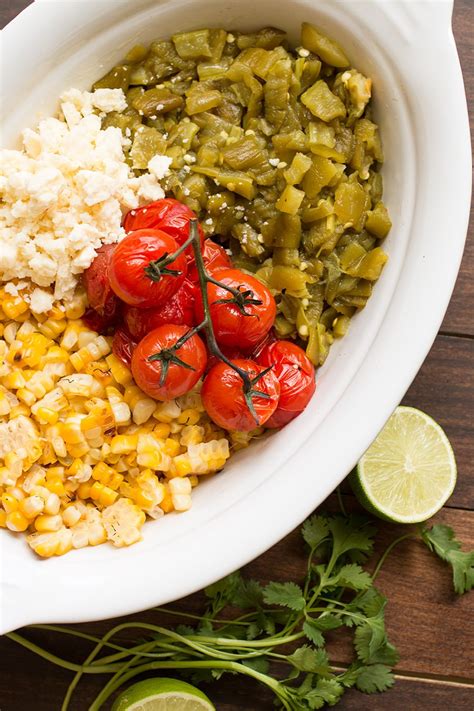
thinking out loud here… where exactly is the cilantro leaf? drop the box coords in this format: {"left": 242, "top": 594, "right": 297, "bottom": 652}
{"left": 263, "top": 581, "right": 306, "bottom": 611}
{"left": 231, "top": 578, "right": 265, "bottom": 609}
{"left": 242, "top": 657, "right": 270, "bottom": 675}
{"left": 328, "top": 515, "right": 376, "bottom": 561}
{"left": 309, "top": 615, "right": 343, "bottom": 632}
{"left": 421, "top": 524, "right": 474, "bottom": 595}
{"left": 350, "top": 587, "right": 387, "bottom": 618}
{"left": 354, "top": 616, "right": 386, "bottom": 663}
{"left": 302, "top": 515, "right": 329, "bottom": 550}
{"left": 303, "top": 619, "right": 325, "bottom": 647}
{"left": 355, "top": 663, "right": 395, "bottom": 693}
{"left": 288, "top": 645, "right": 330, "bottom": 675}
{"left": 330, "top": 563, "right": 372, "bottom": 591}
{"left": 305, "top": 678, "right": 345, "bottom": 708}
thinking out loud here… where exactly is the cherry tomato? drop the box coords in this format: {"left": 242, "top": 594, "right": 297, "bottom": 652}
{"left": 195, "top": 269, "right": 276, "bottom": 351}
{"left": 257, "top": 340, "right": 316, "bottom": 428}
{"left": 83, "top": 244, "right": 120, "bottom": 320}
{"left": 131, "top": 324, "right": 207, "bottom": 401}
{"left": 123, "top": 279, "right": 197, "bottom": 341}
{"left": 202, "top": 358, "right": 280, "bottom": 431}
{"left": 112, "top": 328, "right": 137, "bottom": 368}
{"left": 108, "top": 229, "right": 187, "bottom": 308}
{"left": 187, "top": 239, "right": 232, "bottom": 283}
{"left": 123, "top": 198, "right": 204, "bottom": 248}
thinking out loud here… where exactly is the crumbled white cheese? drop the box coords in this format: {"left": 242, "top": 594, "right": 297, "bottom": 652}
{"left": 268, "top": 158, "right": 279, "bottom": 167}
{"left": 29, "top": 288, "right": 55, "bottom": 314}
{"left": 148, "top": 155, "right": 172, "bottom": 180}
{"left": 297, "top": 47, "right": 310, "bottom": 58}
{"left": 0, "top": 88, "right": 168, "bottom": 301}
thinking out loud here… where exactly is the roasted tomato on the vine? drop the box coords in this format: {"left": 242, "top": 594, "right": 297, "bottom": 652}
{"left": 195, "top": 269, "right": 276, "bottom": 351}
{"left": 123, "top": 198, "right": 204, "bottom": 248}
{"left": 202, "top": 359, "right": 280, "bottom": 432}
{"left": 131, "top": 324, "right": 207, "bottom": 401}
{"left": 257, "top": 340, "right": 316, "bottom": 428}
{"left": 108, "top": 229, "right": 187, "bottom": 308}
{"left": 187, "top": 239, "right": 232, "bottom": 282}
{"left": 112, "top": 328, "right": 137, "bottom": 368}
{"left": 123, "top": 280, "right": 197, "bottom": 341}
{"left": 82, "top": 244, "right": 120, "bottom": 322}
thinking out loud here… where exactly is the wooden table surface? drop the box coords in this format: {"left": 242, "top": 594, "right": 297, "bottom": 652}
{"left": 1, "top": 1, "right": 473, "bottom": 709}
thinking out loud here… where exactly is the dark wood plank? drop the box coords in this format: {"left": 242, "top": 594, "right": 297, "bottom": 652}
{"left": 0, "top": 0, "right": 32, "bottom": 28}
{"left": 441, "top": 0, "right": 474, "bottom": 336}
{"left": 401, "top": 335, "right": 474, "bottom": 509}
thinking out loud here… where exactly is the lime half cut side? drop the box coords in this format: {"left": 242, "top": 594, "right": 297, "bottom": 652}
{"left": 111, "top": 678, "right": 215, "bottom": 711}
{"left": 352, "top": 406, "right": 457, "bottom": 524}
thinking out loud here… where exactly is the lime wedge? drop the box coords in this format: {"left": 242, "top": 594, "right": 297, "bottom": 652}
{"left": 351, "top": 406, "right": 456, "bottom": 523}
{"left": 111, "top": 678, "right": 215, "bottom": 711}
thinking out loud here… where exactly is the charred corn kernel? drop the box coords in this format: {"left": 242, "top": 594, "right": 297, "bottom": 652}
{"left": 2, "top": 493, "right": 19, "bottom": 513}
{"left": 163, "top": 438, "right": 181, "bottom": 457}
{"left": 35, "top": 514, "right": 63, "bottom": 532}
{"left": 106, "top": 386, "right": 131, "bottom": 426}
{"left": 180, "top": 426, "right": 204, "bottom": 447}
{"left": 89, "top": 481, "right": 119, "bottom": 506}
{"left": 77, "top": 482, "right": 92, "bottom": 499}
{"left": 110, "top": 434, "right": 139, "bottom": 455}
{"left": 106, "top": 354, "right": 133, "bottom": 386}
{"left": 65, "top": 292, "right": 87, "bottom": 319}
{"left": 6, "top": 510, "right": 30, "bottom": 531}
{"left": 0, "top": 510, "right": 7, "bottom": 527}
{"left": 177, "top": 409, "right": 201, "bottom": 426}
{"left": 19, "top": 495, "right": 44, "bottom": 519}
{"left": 85, "top": 360, "right": 113, "bottom": 388}
{"left": 102, "top": 497, "right": 145, "bottom": 547}
{"left": 62, "top": 505, "right": 81, "bottom": 527}
{"left": 170, "top": 454, "right": 193, "bottom": 477}
{"left": 27, "top": 528, "right": 73, "bottom": 557}
{"left": 38, "top": 318, "right": 66, "bottom": 339}
{"left": 44, "top": 492, "right": 61, "bottom": 515}
{"left": 2, "top": 296, "right": 29, "bottom": 319}
{"left": 70, "top": 336, "right": 111, "bottom": 371}
{"left": 153, "top": 400, "right": 181, "bottom": 423}
{"left": 2, "top": 371, "right": 26, "bottom": 389}
{"left": 153, "top": 423, "right": 171, "bottom": 439}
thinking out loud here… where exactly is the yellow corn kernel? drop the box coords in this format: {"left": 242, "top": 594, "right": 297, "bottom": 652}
{"left": 6, "top": 510, "right": 30, "bottom": 531}
{"left": 31, "top": 387, "right": 68, "bottom": 419}
{"left": 16, "top": 388, "right": 36, "bottom": 407}
{"left": 153, "top": 400, "right": 181, "bottom": 423}
{"left": 43, "top": 345, "right": 70, "bottom": 363}
{"left": 89, "top": 481, "right": 119, "bottom": 507}
{"left": 60, "top": 415, "right": 87, "bottom": 445}
{"left": 46, "top": 478, "right": 66, "bottom": 496}
{"left": 110, "top": 434, "right": 139, "bottom": 455}
{"left": 2, "top": 370, "right": 26, "bottom": 389}
{"left": 170, "top": 454, "right": 193, "bottom": 478}
{"left": 163, "top": 438, "right": 181, "bottom": 457}
{"left": 168, "top": 476, "right": 192, "bottom": 511}
{"left": 35, "top": 513, "right": 63, "bottom": 532}
{"left": 106, "top": 386, "right": 131, "bottom": 426}
{"left": 92, "top": 462, "right": 123, "bottom": 489}
{"left": 65, "top": 291, "right": 87, "bottom": 319}
{"left": 1, "top": 493, "right": 18, "bottom": 514}
{"left": 137, "top": 434, "right": 171, "bottom": 470}
{"left": 177, "top": 409, "right": 201, "bottom": 426}
{"left": 84, "top": 360, "right": 113, "bottom": 388}
{"left": 189, "top": 475, "right": 199, "bottom": 487}
{"left": 44, "top": 492, "right": 61, "bottom": 515}
{"left": 106, "top": 354, "right": 133, "bottom": 386}
{"left": 3, "top": 322, "right": 19, "bottom": 343}
{"left": 0, "top": 467, "right": 12, "bottom": 486}
{"left": 77, "top": 482, "right": 92, "bottom": 499}
{"left": 2, "top": 296, "right": 29, "bottom": 320}
{"left": 180, "top": 426, "right": 204, "bottom": 447}
{"left": 27, "top": 528, "right": 73, "bottom": 557}
{"left": 0, "top": 509, "right": 7, "bottom": 527}
{"left": 62, "top": 505, "right": 82, "bottom": 527}
{"left": 160, "top": 488, "right": 174, "bottom": 513}
{"left": 124, "top": 451, "right": 137, "bottom": 467}
{"left": 67, "top": 442, "right": 91, "bottom": 458}
{"left": 19, "top": 333, "right": 51, "bottom": 367}
{"left": 135, "top": 470, "right": 165, "bottom": 509}
{"left": 0, "top": 391, "right": 11, "bottom": 417}
{"left": 19, "top": 495, "right": 44, "bottom": 519}
{"left": 34, "top": 407, "right": 59, "bottom": 425}
{"left": 39, "top": 442, "right": 58, "bottom": 466}
{"left": 9, "top": 403, "right": 31, "bottom": 418}
{"left": 153, "top": 423, "right": 171, "bottom": 439}
{"left": 70, "top": 336, "right": 111, "bottom": 371}
{"left": 102, "top": 497, "right": 145, "bottom": 547}
{"left": 38, "top": 319, "right": 67, "bottom": 339}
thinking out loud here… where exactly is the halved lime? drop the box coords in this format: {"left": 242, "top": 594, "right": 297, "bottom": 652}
{"left": 111, "top": 678, "right": 215, "bottom": 711}
{"left": 351, "top": 406, "right": 456, "bottom": 523}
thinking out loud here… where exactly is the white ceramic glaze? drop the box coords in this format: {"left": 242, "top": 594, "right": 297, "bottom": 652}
{"left": 0, "top": 0, "right": 470, "bottom": 633}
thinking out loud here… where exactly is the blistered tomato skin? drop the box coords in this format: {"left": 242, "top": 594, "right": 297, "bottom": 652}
{"left": 123, "top": 198, "right": 205, "bottom": 248}
{"left": 202, "top": 358, "right": 280, "bottom": 432}
{"left": 83, "top": 244, "right": 120, "bottom": 320}
{"left": 108, "top": 229, "right": 187, "bottom": 308}
{"left": 257, "top": 340, "right": 316, "bottom": 428}
{"left": 112, "top": 328, "right": 138, "bottom": 368}
{"left": 131, "top": 324, "right": 207, "bottom": 401}
{"left": 187, "top": 239, "right": 232, "bottom": 282}
{"left": 195, "top": 269, "right": 277, "bottom": 351}
{"left": 123, "top": 280, "right": 197, "bottom": 341}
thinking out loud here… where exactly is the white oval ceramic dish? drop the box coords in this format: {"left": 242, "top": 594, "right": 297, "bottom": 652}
{"left": 0, "top": 0, "right": 470, "bottom": 634}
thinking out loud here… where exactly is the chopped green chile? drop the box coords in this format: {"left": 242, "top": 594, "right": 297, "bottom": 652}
{"left": 97, "top": 22, "right": 391, "bottom": 367}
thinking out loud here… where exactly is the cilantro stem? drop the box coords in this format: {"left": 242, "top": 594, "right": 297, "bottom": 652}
{"left": 336, "top": 486, "right": 347, "bottom": 515}
{"left": 372, "top": 533, "right": 414, "bottom": 581}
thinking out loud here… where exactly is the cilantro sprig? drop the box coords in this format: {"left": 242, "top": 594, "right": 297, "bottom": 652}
{"left": 7, "top": 512, "right": 473, "bottom": 710}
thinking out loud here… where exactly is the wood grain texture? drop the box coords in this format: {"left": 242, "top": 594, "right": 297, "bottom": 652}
{"left": 0, "top": 1, "right": 473, "bottom": 710}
